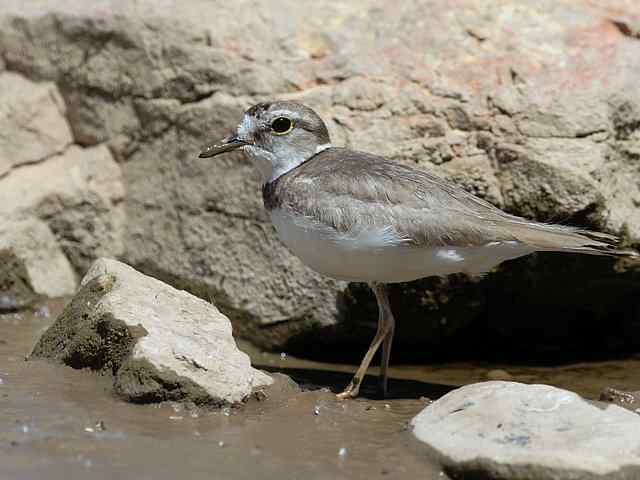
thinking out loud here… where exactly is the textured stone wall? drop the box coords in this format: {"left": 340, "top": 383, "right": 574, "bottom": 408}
{"left": 1, "top": 1, "right": 639, "bottom": 359}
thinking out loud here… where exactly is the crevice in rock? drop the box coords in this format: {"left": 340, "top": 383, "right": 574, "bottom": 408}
{"left": 610, "top": 19, "right": 640, "bottom": 40}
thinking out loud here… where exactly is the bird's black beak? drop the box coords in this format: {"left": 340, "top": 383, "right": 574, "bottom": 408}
{"left": 198, "top": 135, "right": 249, "bottom": 158}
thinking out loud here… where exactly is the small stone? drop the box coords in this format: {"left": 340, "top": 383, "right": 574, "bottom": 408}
{"left": 218, "top": 440, "right": 225, "bottom": 447}
{"left": 338, "top": 447, "right": 348, "bottom": 458}
{"left": 313, "top": 405, "right": 320, "bottom": 415}
{"left": 280, "top": 352, "right": 287, "bottom": 360}
{"left": 84, "top": 427, "right": 94, "bottom": 433}
{"left": 253, "top": 389, "right": 268, "bottom": 402}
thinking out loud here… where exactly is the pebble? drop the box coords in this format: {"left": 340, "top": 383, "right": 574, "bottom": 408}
{"left": 313, "top": 406, "right": 321, "bottom": 415}
{"left": 338, "top": 447, "right": 348, "bottom": 458}
{"left": 280, "top": 352, "right": 287, "bottom": 360}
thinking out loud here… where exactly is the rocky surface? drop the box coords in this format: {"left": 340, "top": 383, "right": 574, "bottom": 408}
{"left": 0, "top": 72, "right": 72, "bottom": 177}
{"left": 0, "top": 217, "right": 76, "bottom": 310}
{"left": 31, "top": 258, "right": 272, "bottom": 406}
{"left": 411, "top": 381, "right": 640, "bottom": 479}
{"left": 1, "top": 0, "right": 639, "bottom": 357}
{"left": 600, "top": 386, "right": 640, "bottom": 414}
{"left": 0, "top": 249, "right": 39, "bottom": 311}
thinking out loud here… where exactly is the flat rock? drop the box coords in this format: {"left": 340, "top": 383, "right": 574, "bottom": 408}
{"left": 0, "top": 217, "right": 76, "bottom": 302}
{"left": 411, "top": 381, "right": 640, "bottom": 479}
{"left": 31, "top": 258, "right": 272, "bottom": 406}
{"left": 0, "top": 72, "right": 72, "bottom": 177}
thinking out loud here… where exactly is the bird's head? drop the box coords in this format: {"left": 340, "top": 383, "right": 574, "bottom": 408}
{"left": 199, "top": 101, "right": 331, "bottom": 183}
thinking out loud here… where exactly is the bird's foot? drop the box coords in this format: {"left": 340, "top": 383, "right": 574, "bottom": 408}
{"left": 336, "top": 376, "right": 360, "bottom": 400}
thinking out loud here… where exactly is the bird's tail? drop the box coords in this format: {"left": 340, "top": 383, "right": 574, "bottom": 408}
{"left": 506, "top": 222, "right": 639, "bottom": 259}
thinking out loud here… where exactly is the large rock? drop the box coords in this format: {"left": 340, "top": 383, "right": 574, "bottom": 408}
{"left": 411, "top": 381, "right": 640, "bottom": 479}
{"left": 31, "top": 258, "right": 272, "bottom": 405}
{"left": 1, "top": 1, "right": 639, "bottom": 355}
{"left": 0, "top": 217, "right": 76, "bottom": 306}
{"left": 0, "top": 144, "right": 125, "bottom": 273}
{"left": 0, "top": 72, "right": 72, "bottom": 177}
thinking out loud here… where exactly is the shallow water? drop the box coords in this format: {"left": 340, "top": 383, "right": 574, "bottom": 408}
{"left": 1, "top": 300, "right": 639, "bottom": 480}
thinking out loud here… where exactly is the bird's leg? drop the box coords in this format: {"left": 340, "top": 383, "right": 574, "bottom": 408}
{"left": 337, "top": 282, "right": 393, "bottom": 400}
{"left": 378, "top": 294, "right": 396, "bottom": 398}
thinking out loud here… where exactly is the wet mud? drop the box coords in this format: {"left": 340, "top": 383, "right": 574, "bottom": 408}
{"left": 1, "top": 300, "right": 639, "bottom": 479}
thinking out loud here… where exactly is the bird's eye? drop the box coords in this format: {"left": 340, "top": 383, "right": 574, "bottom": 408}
{"left": 271, "top": 117, "right": 293, "bottom": 135}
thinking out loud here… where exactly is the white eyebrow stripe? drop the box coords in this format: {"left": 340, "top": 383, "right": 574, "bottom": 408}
{"left": 270, "top": 110, "right": 303, "bottom": 121}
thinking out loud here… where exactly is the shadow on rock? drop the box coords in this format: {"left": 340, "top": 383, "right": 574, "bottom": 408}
{"left": 284, "top": 252, "right": 640, "bottom": 365}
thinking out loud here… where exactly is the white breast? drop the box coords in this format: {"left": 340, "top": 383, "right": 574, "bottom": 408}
{"left": 270, "top": 209, "right": 534, "bottom": 283}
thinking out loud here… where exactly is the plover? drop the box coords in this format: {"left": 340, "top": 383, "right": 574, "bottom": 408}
{"left": 199, "top": 101, "right": 638, "bottom": 399}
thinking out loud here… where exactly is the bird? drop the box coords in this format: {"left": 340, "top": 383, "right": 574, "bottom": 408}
{"left": 198, "top": 101, "right": 638, "bottom": 400}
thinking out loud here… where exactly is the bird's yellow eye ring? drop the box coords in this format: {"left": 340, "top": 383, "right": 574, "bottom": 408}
{"left": 271, "top": 117, "right": 293, "bottom": 135}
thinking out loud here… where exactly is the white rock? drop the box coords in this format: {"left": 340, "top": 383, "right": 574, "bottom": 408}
{"left": 0, "top": 217, "right": 76, "bottom": 297}
{"left": 32, "top": 258, "right": 272, "bottom": 405}
{"left": 0, "top": 144, "right": 123, "bottom": 217}
{"left": 0, "top": 72, "right": 73, "bottom": 177}
{"left": 0, "top": 144, "right": 125, "bottom": 272}
{"left": 411, "top": 381, "right": 640, "bottom": 479}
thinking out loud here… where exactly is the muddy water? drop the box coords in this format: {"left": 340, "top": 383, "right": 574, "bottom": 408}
{"left": 2, "top": 300, "right": 639, "bottom": 480}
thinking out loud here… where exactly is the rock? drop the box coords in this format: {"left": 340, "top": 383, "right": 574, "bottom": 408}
{"left": 600, "top": 387, "right": 640, "bottom": 414}
{"left": 0, "top": 72, "right": 72, "bottom": 177}
{"left": 0, "top": 217, "right": 76, "bottom": 301}
{"left": 31, "top": 258, "right": 272, "bottom": 405}
{"left": 0, "top": 249, "right": 38, "bottom": 312}
{"left": 1, "top": 1, "right": 640, "bottom": 357}
{"left": 0, "top": 144, "right": 125, "bottom": 272}
{"left": 411, "top": 381, "right": 640, "bottom": 479}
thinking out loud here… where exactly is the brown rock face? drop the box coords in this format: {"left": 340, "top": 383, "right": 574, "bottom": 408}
{"left": 1, "top": 1, "right": 640, "bottom": 358}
